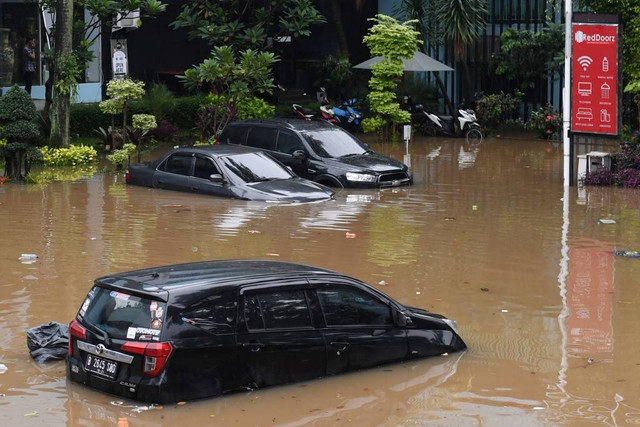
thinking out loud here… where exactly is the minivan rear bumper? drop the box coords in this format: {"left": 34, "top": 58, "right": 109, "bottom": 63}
{"left": 67, "top": 355, "right": 171, "bottom": 403}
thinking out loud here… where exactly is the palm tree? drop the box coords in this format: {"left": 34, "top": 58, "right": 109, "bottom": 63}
{"left": 437, "top": 0, "right": 487, "bottom": 103}
{"left": 394, "top": 0, "right": 455, "bottom": 115}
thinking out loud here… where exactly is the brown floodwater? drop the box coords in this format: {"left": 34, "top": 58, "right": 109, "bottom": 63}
{"left": 2, "top": 136, "right": 639, "bottom": 426}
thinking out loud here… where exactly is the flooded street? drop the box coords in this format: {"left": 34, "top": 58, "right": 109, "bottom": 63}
{"left": 2, "top": 136, "right": 640, "bottom": 426}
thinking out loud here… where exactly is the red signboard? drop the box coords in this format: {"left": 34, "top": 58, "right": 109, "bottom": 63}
{"left": 571, "top": 23, "right": 619, "bottom": 135}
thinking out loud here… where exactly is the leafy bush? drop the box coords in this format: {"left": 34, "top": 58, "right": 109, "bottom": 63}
{"left": 237, "top": 97, "right": 275, "bottom": 119}
{"left": 144, "top": 83, "right": 175, "bottom": 122}
{"left": 107, "top": 143, "right": 137, "bottom": 168}
{"left": 474, "top": 91, "right": 523, "bottom": 134}
{"left": 40, "top": 145, "right": 98, "bottom": 166}
{"left": 150, "top": 121, "right": 179, "bottom": 141}
{"left": 171, "top": 96, "right": 207, "bottom": 130}
{"left": 582, "top": 141, "right": 640, "bottom": 188}
{"left": 70, "top": 104, "right": 110, "bottom": 136}
{"left": 527, "top": 104, "right": 562, "bottom": 139}
{"left": 132, "top": 114, "right": 157, "bottom": 132}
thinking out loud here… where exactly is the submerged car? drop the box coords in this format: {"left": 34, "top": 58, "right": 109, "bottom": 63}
{"left": 67, "top": 260, "right": 466, "bottom": 403}
{"left": 219, "top": 119, "right": 412, "bottom": 188}
{"left": 125, "top": 145, "right": 334, "bottom": 203}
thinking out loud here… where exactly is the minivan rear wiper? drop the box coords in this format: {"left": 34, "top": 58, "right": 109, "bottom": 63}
{"left": 85, "top": 322, "right": 111, "bottom": 346}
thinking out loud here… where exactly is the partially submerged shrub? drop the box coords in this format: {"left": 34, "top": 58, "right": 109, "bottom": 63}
{"left": 474, "top": 91, "right": 523, "bottom": 134}
{"left": 40, "top": 145, "right": 98, "bottom": 166}
{"left": 527, "top": 104, "right": 562, "bottom": 139}
{"left": 150, "top": 121, "right": 179, "bottom": 141}
{"left": 107, "top": 143, "right": 137, "bottom": 168}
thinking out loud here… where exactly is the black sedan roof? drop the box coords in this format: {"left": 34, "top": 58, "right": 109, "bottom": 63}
{"left": 95, "top": 259, "right": 336, "bottom": 296}
{"left": 171, "top": 144, "right": 264, "bottom": 158}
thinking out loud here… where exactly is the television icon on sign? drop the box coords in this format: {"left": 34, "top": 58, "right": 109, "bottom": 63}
{"left": 578, "top": 82, "right": 592, "bottom": 96}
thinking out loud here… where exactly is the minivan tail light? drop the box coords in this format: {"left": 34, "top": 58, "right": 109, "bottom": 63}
{"left": 125, "top": 170, "right": 131, "bottom": 181}
{"left": 69, "top": 319, "right": 86, "bottom": 357}
{"left": 121, "top": 342, "right": 174, "bottom": 378}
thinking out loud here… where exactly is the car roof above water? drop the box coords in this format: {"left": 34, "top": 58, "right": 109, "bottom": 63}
{"left": 225, "top": 118, "right": 337, "bottom": 132}
{"left": 95, "top": 259, "right": 337, "bottom": 298}
{"left": 172, "top": 144, "right": 263, "bottom": 157}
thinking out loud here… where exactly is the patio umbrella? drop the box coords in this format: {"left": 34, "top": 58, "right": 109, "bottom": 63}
{"left": 353, "top": 51, "right": 453, "bottom": 72}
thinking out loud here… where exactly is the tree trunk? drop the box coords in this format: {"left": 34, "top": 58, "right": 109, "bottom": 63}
{"left": 49, "top": 0, "right": 73, "bottom": 147}
{"left": 432, "top": 71, "right": 454, "bottom": 116}
{"left": 330, "top": 0, "right": 349, "bottom": 56}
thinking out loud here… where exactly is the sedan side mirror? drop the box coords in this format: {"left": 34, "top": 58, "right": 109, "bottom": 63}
{"left": 292, "top": 150, "right": 307, "bottom": 161}
{"left": 209, "top": 173, "right": 224, "bottom": 183}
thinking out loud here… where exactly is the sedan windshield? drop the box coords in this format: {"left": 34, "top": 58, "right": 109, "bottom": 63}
{"left": 221, "top": 152, "right": 294, "bottom": 183}
{"left": 301, "top": 129, "right": 368, "bottom": 158}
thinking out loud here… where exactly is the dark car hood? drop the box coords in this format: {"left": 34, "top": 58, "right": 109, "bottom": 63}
{"left": 244, "top": 178, "right": 334, "bottom": 202}
{"left": 324, "top": 152, "right": 407, "bottom": 173}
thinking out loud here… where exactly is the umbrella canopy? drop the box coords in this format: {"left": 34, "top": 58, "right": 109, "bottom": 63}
{"left": 353, "top": 51, "right": 453, "bottom": 72}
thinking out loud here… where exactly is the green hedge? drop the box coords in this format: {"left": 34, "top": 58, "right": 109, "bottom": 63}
{"left": 70, "top": 95, "right": 207, "bottom": 137}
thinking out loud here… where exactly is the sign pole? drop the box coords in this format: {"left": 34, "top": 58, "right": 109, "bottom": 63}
{"left": 563, "top": 0, "right": 572, "bottom": 187}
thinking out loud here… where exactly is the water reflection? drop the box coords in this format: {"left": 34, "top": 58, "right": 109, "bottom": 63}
{"left": 2, "top": 137, "right": 640, "bottom": 425}
{"left": 64, "top": 353, "right": 463, "bottom": 426}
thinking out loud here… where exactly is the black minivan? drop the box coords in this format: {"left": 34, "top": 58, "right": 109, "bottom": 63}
{"left": 219, "top": 119, "right": 412, "bottom": 188}
{"left": 67, "top": 260, "right": 465, "bottom": 403}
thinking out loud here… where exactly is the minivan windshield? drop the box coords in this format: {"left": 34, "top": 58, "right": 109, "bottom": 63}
{"left": 301, "top": 129, "right": 368, "bottom": 158}
{"left": 79, "top": 286, "right": 167, "bottom": 341}
{"left": 221, "top": 152, "right": 293, "bottom": 183}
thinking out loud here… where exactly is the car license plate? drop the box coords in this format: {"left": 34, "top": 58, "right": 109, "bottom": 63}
{"left": 391, "top": 180, "right": 401, "bottom": 186}
{"left": 85, "top": 353, "right": 118, "bottom": 380}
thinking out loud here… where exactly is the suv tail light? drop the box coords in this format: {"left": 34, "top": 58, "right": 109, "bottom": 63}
{"left": 125, "top": 170, "right": 131, "bottom": 181}
{"left": 121, "top": 342, "right": 174, "bottom": 378}
{"left": 69, "top": 319, "right": 86, "bottom": 357}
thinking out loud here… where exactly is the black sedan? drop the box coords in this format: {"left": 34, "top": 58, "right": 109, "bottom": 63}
{"left": 125, "top": 145, "right": 334, "bottom": 203}
{"left": 67, "top": 260, "right": 466, "bottom": 403}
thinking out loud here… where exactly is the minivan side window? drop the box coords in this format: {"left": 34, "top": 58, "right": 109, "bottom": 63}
{"left": 224, "top": 126, "right": 250, "bottom": 145}
{"left": 276, "top": 130, "right": 306, "bottom": 155}
{"left": 161, "top": 153, "right": 193, "bottom": 176}
{"left": 244, "top": 290, "right": 311, "bottom": 330}
{"left": 317, "top": 286, "right": 392, "bottom": 326}
{"left": 247, "top": 128, "right": 277, "bottom": 151}
{"left": 181, "top": 290, "right": 238, "bottom": 334}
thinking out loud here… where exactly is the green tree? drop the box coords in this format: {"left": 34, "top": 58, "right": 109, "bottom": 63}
{"left": 99, "top": 78, "right": 146, "bottom": 147}
{"left": 493, "top": 24, "right": 564, "bottom": 90}
{"left": 394, "top": 0, "right": 455, "bottom": 115}
{"left": 171, "top": 0, "right": 325, "bottom": 51}
{"left": 437, "top": 0, "right": 487, "bottom": 102}
{"left": 361, "top": 14, "right": 421, "bottom": 139}
{"left": 0, "top": 87, "right": 41, "bottom": 180}
{"left": 37, "top": 0, "right": 166, "bottom": 147}
{"left": 182, "top": 46, "right": 278, "bottom": 140}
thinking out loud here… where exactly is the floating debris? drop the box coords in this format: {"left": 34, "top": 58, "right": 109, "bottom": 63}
{"left": 598, "top": 218, "right": 616, "bottom": 224}
{"left": 345, "top": 232, "right": 356, "bottom": 238}
{"left": 614, "top": 250, "right": 640, "bottom": 257}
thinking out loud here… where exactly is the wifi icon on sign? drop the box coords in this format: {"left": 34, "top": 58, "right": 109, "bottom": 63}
{"left": 577, "top": 56, "right": 593, "bottom": 71}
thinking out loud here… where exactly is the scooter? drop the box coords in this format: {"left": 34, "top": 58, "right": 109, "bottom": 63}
{"left": 293, "top": 104, "right": 316, "bottom": 120}
{"left": 403, "top": 96, "right": 483, "bottom": 141}
{"left": 317, "top": 88, "right": 363, "bottom": 132}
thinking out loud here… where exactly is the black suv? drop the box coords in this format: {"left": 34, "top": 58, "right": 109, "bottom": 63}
{"left": 67, "top": 260, "right": 465, "bottom": 403}
{"left": 219, "top": 119, "right": 412, "bottom": 188}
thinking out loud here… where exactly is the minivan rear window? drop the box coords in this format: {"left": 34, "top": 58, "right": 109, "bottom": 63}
{"left": 79, "top": 286, "right": 167, "bottom": 341}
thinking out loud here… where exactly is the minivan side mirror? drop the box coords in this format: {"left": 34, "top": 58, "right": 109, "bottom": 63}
{"left": 209, "top": 173, "right": 224, "bottom": 183}
{"left": 292, "top": 150, "right": 307, "bottom": 161}
{"left": 395, "top": 310, "right": 411, "bottom": 327}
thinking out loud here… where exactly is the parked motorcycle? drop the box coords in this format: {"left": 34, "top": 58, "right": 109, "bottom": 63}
{"left": 403, "top": 96, "right": 483, "bottom": 142}
{"left": 293, "top": 104, "right": 316, "bottom": 120}
{"left": 317, "top": 88, "right": 363, "bottom": 132}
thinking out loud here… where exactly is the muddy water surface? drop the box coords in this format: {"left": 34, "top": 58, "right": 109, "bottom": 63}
{"left": 1, "top": 137, "right": 640, "bottom": 426}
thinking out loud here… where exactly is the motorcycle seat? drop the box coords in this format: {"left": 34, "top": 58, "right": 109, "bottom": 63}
{"left": 439, "top": 115, "right": 454, "bottom": 121}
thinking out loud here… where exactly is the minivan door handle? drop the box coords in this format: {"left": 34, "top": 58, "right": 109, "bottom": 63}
{"left": 330, "top": 341, "right": 350, "bottom": 351}
{"left": 242, "top": 342, "right": 265, "bottom": 352}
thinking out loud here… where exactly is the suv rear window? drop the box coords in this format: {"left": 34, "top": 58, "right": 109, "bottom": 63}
{"left": 78, "top": 286, "right": 167, "bottom": 341}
